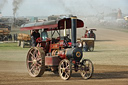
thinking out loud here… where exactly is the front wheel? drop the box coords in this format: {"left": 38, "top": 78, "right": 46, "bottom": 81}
{"left": 58, "top": 59, "right": 72, "bottom": 80}
{"left": 80, "top": 59, "right": 94, "bottom": 79}
{"left": 26, "top": 47, "right": 45, "bottom": 77}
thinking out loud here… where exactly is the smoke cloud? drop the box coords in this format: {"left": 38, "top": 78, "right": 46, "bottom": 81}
{"left": 12, "top": 0, "right": 24, "bottom": 16}
{"left": 1, "top": 0, "right": 128, "bottom": 16}
{"left": 41, "top": 0, "right": 108, "bottom": 16}
{"left": 0, "top": 0, "right": 8, "bottom": 11}
{"left": 41, "top": 0, "right": 128, "bottom": 17}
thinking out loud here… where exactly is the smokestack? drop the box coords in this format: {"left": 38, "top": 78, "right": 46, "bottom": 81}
{"left": 71, "top": 16, "right": 77, "bottom": 48}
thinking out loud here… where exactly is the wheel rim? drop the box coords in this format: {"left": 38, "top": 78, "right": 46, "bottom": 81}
{"left": 80, "top": 59, "right": 94, "bottom": 79}
{"left": 59, "top": 59, "right": 72, "bottom": 80}
{"left": 26, "top": 47, "right": 45, "bottom": 77}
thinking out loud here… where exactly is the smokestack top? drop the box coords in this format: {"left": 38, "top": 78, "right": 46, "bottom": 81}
{"left": 71, "top": 16, "right": 77, "bottom": 19}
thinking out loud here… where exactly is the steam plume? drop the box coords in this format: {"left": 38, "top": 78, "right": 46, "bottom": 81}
{"left": 12, "top": 0, "right": 24, "bottom": 16}
{"left": 58, "top": 0, "right": 73, "bottom": 14}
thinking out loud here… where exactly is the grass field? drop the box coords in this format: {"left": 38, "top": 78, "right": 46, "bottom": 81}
{"left": 0, "top": 42, "right": 29, "bottom": 61}
{"left": 0, "top": 42, "right": 29, "bottom": 50}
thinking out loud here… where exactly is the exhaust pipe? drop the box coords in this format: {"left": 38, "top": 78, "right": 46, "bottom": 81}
{"left": 71, "top": 16, "right": 77, "bottom": 48}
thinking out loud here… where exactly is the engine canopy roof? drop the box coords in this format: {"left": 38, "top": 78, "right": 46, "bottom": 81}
{"left": 21, "top": 18, "right": 84, "bottom": 31}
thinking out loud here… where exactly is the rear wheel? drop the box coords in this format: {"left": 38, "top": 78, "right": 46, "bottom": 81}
{"left": 80, "top": 59, "right": 94, "bottom": 79}
{"left": 26, "top": 47, "right": 45, "bottom": 77}
{"left": 58, "top": 59, "right": 72, "bottom": 80}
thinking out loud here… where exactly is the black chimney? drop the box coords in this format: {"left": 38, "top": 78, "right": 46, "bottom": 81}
{"left": 71, "top": 16, "right": 77, "bottom": 48}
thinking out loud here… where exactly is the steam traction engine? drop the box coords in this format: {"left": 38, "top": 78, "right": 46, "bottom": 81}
{"left": 21, "top": 16, "right": 94, "bottom": 80}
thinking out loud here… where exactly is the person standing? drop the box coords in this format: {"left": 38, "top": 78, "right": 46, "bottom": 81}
{"left": 31, "top": 30, "right": 40, "bottom": 47}
{"left": 89, "top": 30, "right": 96, "bottom": 40}
{"left": 84, "top": 30, "right": 89, "bottom": 38}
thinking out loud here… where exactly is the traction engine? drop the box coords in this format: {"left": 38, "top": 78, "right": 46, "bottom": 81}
{"left": 21, "top": 16, "right": 94, "bottom": 80}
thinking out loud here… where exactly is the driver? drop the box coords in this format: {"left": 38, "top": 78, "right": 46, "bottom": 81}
{"left": 41, "top": 29, "right": 48, "bottom": 41}
{"left": 31, "top": 29, "right": 40, "bottom": 47}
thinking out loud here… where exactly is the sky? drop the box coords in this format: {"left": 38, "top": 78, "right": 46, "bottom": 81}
{"left": 0, "top": 0, "right": 128, "bottom": 17}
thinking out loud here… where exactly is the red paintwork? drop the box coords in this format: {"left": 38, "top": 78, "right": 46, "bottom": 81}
{"left": 20, "top": 18, "right": 84, "bottom": 31}
{"left": 21, "top": 24, "right": 58, "bottom": 30}
{"left": 48, "top": 40, "right": 66, "bottom": 53}
{"left": 58, "top": 19, "right": 84, "bottom": 30}
{"left": 45, "top": 56, "right": 60, "bottom": 66}
{"left": 50, "top": 44, "right": 59, "bottom": 49}
{"left": 84, "top": 33, "right": 88, "bottom": 38}
{"left": 58, "top": 50, "right": 66, "bottom": 59}
{"left": 36, "top": 37, "right": 43, "bottom": 42}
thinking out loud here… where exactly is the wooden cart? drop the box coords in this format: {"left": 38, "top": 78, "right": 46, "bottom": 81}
{"left": 0, "top": 28, "right": 12, "bottom": 41}
{"left": 78, "top": 38, "right": 94, "bottom": 52}
{"left": 17, "top": 33, "right": 31, "bottom": 48}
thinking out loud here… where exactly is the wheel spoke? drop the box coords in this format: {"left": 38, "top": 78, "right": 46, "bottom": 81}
{"left": 35, "top": 65, "right": 40, "bottom": 71}
{"left": 37, "top": 57, "right": 41, "bottom": 61}
{"left": 33, "top": 49, "right": 37, "bottom": 58}
{"left": 65, "top": 61, "right": 68, "bottom": 67}
{"left": 30, "top": 63, "right": 34, "bottom": 68}
{"left": 66, "top": 65, "right": 69, "bottom": 69}
{"left": 36, "top": 62, "right": 41, "bottom": 67}
{"left": 28, "top": 60, "right": 33, "bottom": 63}
{"left": 65, "top": 72, "right": 69, "bottom": 78}
{"left": 29, "top": 52, "right": 35, "bottom": 59}
{"left": 62, "top": 62, "right": 65, "bottom": 68}
{"left": 60, "top": 67, "right": 63, "bottom": 70}
{"left": 30, "top": 65, "right": 35, "bottom": 72}
{"left": 37, "top": 51, "right": 40, "bottom": 58}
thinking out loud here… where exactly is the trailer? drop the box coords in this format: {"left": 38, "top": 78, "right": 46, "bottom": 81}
{"left": 78, "top": 38, "right": 94, "bottom": 52}
{"left": 17, "top": 33, "right": 31, "bottom": 48}
{"left": 0, "top": 28, "right": 12, "bottom": 41}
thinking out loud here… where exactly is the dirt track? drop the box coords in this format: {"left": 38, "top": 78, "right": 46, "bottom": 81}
{"left": 0, "top": 28, "right": 128, "bottom": 85}
{"left": 0, "top": 61, "right": 128, "bottom": 85}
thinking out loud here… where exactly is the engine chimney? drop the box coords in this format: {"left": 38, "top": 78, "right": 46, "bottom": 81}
{"left": 71, "top": 16, "right": 77, "bottom": 48}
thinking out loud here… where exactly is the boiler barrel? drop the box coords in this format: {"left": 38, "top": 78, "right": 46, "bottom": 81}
{"left": 66, "top": 48, "right": 83, "bottom": 62}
